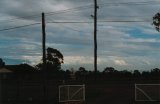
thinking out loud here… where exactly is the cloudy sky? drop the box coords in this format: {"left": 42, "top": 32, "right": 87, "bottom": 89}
{"left": 0, "top": 0, "right": 160, "bottom": 71}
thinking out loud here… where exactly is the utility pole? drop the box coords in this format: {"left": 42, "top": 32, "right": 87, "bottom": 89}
{"left": 94, "top": 0, "right": 98, "bottom": 80}
{"left": 42, "top": 12, "right": 47, "bottom": 103}
{"left": 42, "top": 12, "right": 46, "bottom": 69}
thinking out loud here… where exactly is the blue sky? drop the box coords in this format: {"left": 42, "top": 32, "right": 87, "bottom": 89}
{"left": 0, "top": 0, "right": 160, "bottom": 71}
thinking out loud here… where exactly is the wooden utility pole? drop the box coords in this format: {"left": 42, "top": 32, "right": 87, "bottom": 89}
{"left": 94, "top": 0, "right": 98, "bottom": 80}
{"left": 42, "top": 12, "right": 47, "bottom": 103}
{"left": 42, "top": 12, "right": 46, "bottom": 69}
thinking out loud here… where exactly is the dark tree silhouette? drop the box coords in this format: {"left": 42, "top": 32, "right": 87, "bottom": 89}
{"left": 120, "top": 70, "right": 132, "bottom": 77}
{"left": 75, "top": 67, "right": 88, "bottom": 80}
{"left": 78, "top": 67, "right": 87, "bottom": 72}
{"left": 103, "top": 67, "right": 116, "bottom": 73}
{"left": 46, "top": 47, "right": 63, "bottom": 66}
{"left": 133, "top": 70, "right": 141, "bottom": 77}
{"left": 151, "top": 68, "right": 160, "bottom": 73}
{"left": 36, "top": 47, "right": 63, "bottom": 71}
{"left": 0, "top": 58, "right": 5, "bottom": 68}
{"left": 150, "top": 68, "right": 160, "bottom": 77}
{"left": 142, "top": 71, "right": 150, "bottom": 77}
{"left": 153, "top": 12, "right": 160, "bottom": 31}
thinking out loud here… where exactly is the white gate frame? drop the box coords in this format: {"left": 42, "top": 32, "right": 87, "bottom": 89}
{"left": 135, "top": 84, "right": 160, "bottom": 102}
{"left": 59, "top": 84, "right": 85, "bottom": 103}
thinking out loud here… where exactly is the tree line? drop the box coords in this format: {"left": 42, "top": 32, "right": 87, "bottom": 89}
{"left": 0, "top": 47, "right": 159, "bottom": 81}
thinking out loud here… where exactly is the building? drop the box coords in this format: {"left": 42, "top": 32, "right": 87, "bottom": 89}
{"left": 0, "top": 67, "right": 12, "bottom": 103}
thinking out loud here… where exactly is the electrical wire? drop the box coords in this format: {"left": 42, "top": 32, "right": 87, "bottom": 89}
{"left": 98, "top": 1, "right": 160, "bottom": 6}
{"left": 0, "top": 19, "right": 152, "bottom": 32}
{"left": 0, "top": 23, "right": 40, "bottom": 32}
{"left": 0, "top": 0, "right": 159, "bottom": 23}
{"left": 45, "top": 5, "right": 93, "bottom": 16}
{"left": 0, "top": 4, "right": 94, "bottom": 23}
{"left": 98, "top": 20, "right": 151, "bottom": 22}
{"left": 46, "top": 17, "right": 86, "bottom": 33}
{"left": 0, "top": 0, "right": 158, "bottom": 32}
{"left": 46, "top": 21, "right": 93, "bottom": 24}
{"left": 46, "top": 20, "right": 151, "bottom": 24}
{"left": 0, "top": 15, "right": 42, "bottom": 23}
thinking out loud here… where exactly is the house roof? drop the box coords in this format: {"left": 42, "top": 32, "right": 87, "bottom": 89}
{"left": 6, "top": 64, "right": 38, "bottom": 73}
{"left": 0, "top": 68, "right": 13, "bottom": 73}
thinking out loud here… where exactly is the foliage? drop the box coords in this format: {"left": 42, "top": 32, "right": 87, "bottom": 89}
{"left": 153, "top": 12, "right": 160, "bottom": 31}
{"left": 5, "top": 63, "right": 160, "bottom": 80}
{"left": 103, "top": 67, "right": 116, "bottom": 73}
{"left": 75, "top": 67, "right": 88, "bottom": 80}
{"left": 133, "top": 70, "right": 141, "bottom": 76}
{"left": 36, "top": 47, "right": 63, "bottom": 71}
{"left": 0, "top": 58, "right": 5, "bottom": 68}
{"left": 78, "top": 67, "right": 87, "bottom": 73}
{"left": 46, "top": 47, "right": 63, "bottom": 65}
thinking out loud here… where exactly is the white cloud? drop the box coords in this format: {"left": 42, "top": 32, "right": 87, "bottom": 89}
{"left": 126, "top": 38, "right": 160, "bottom": 43}
{"left": 114, "top": 59, "right": 128, "bottom": 66}
{"left": 64, "top": 56, "right": 103, "bottom": 65}
{"left": 142, "top": 59, "right": 151, "bottom": 65}
{"left": 21, "top": 55, "right": 41, "bottom": 65}
{"left": 64, "top": 56, "right": 93, "bottom": 65}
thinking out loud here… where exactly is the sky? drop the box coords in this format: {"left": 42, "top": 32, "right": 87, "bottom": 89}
{"left": 0, "top": 0, "right": 160, "bottom": 71}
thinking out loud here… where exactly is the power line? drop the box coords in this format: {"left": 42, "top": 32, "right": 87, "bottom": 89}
{"left": 99, "top": 1, "right": 160, "bottom": 6}
{"left": 0, "top": 20, "right": 152, "bottom": 32}
{"left": 47, "top": 20, "right": 151, "bottom": 24}
{"left": 0, "top": 1, "right": 159, "bottom": 24}
{"left": 46, "top": 21, "right": 93, "bottom": 24}
{"left": 46, "top": 16, "right": 88, "bottom": 33}
{"left": 0, "top": 5, "right": 94, "bottom": 24}
{"left": 98, "top": 20, "right": 151, "bottom": 22}
{"left": 0, "top": 23, "right": 40, "bottom": 32}
{"left": 0, "top": 4, "right": 94, "bottom": 23}
{"left": 44, "top": 0, "right": 160, "bottom": 18}
{"left": 45, "top": 5, "right": 93, "bottom": 16}
{"left": 0, "top": 15, "right": 41, "bottom": 23}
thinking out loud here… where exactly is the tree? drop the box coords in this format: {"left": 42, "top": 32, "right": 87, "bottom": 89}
{"left": 0, "top": 58, "right": 5, "bottom": 68}
{"left": 103, "top": 67, "right": 116, "bottom": 73}
{"left": 36, "top": 47, "right": 63, "bottom": 71}
{"left": 75, "top": 67, "right": 88, "bottom": 80}
{"left": 153, "top": 12, "right": 160, "bottom": 31}
{"left": 151, "top": 68, "right": 160, "bottom": 73}
{"left": 78, "top": 67, "right": 87, "bottom": 73}
{"left": 46, "top": 47, "right": 63, "bottom": 67}
{"left": 76, "top": 67, "right": 88, "bottom": 76}
{"left": 142, "top": 71, "right": 150, "bottom": 78}
{"left": 120, "top": 70, "right": 132, "bottom": 77}
{"left": 150, "top": 68, "right": 160, "bottom": 77}
{"left": 133, "top": 70, "right": 141, "bottom": 76}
